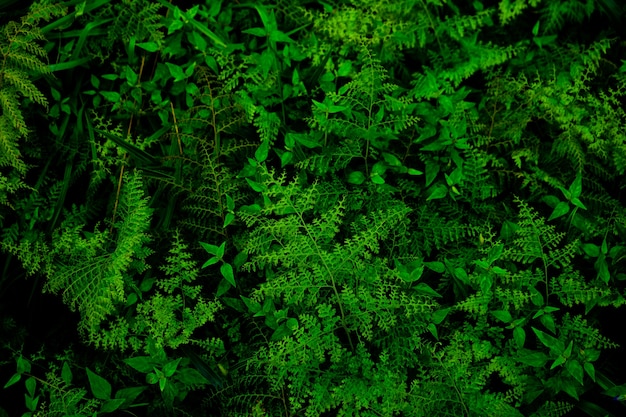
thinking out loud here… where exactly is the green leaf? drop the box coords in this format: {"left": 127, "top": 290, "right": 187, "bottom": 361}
{"left": 61, "top": 362, "right": 73, "bottom": 385}
{"left": 123, "top": 356, "right": 154, "bottom": 373}
{"left": 571, "top": 197, "right": 587, "bottom": 210}
{"left": 548, "top": 201, "right": 570, "bottom": 221}
{"left": 328, "top": 105, "right": 347, "bottom": 113}
{"left": 101, "top": 399, "right": 126, "bottom": 413}
{"left": 279, "top": 150, "right": 293, "bottom": 167}
{"left": 115, "top": 386, "right": 146, "bottom": 403}
{"left": 438, "top": 95, "right": 454, "bottom": 115}
{"left": 567, "top": 359, "right": 584, "bottom": 385}
{"left": 513, "top": 327, "right": 526, "bottom": 348}
{"left": 569, "top": 174, "right": 583, "bottom": 199}
{"left": 517, "top": 349, "right": 549, "bottom": 367}
{"left": 224, "top": 213, "right": 235, "bottom": 228}
{"left": 100, "top": 91, "right": 120, "bottom": 102}
{"left": 246, "top": 178, "right": 265, "bottom": 192}
{"left": 427, "top": 323, "right": 439, "bottom": 339}
{"left": 582, "top": 243, "right": 600, "bottom": 257}
{"left": 176, "top": 367, "right": 207, "bottom": 386}
{"left": 347, "top": 171, "right": 365, "bottom": 185}
{"left": 166, "top": 62, "right": 186, "bottom": 82}
{"left": 338, "top": 61, "right": 352, "bottom": 76}
{"left": 202, "top": 257, "right": 219, "bottom": 268}
{"left": 216, "top": 242, "right": 226, "bottom": 259}
{"left": 255, "top": 140, "right": 269, "bottom": 162}
{"left": 414, "top": 282, "right": 442, "bottom": 297}
{"left": 163, "top": 358, "right": 182, "bottom": 378}
{"left": 243, "top": 27, "right": 267, "bottom": 37}
{"left": 199, "top": 242, "right": 219, "bottom": 256}
{"left": 241, "top": 296, "right": 261, "bottom": 314}
{"left": 312, "top": 99, "right": 327, "bottom": 111}
{"left": 216, "top": 278, "right": 232, "bottom": 297}
{"left": 424, "top": 261, "right": 445, "bottom": 273}
{"left": 220, "top": 263, "right": 236, "bottom": 287}
{"left": 25, "top": 393, "right": 38, "bottom": 412}
{"left": 17, "top": 356, "right": 30, "bottom": 374}
{"left": 583, "top": 362, "right": 596, "bottom": 382}
{"left": 86, "top": 368, "right": 112, "bottom": 400}
{"left": 25, "top": 377, "right": 36, "bottom": 397}
{"left": 286, "top": 317, "right": 299, "bottom": 330}
{"left": 532, "top": 327, "right": 561, "bottom": 351}
{"left": 492, "top": 310, "right": 512, "bottom": 323}
{"left": 431, "top": 308, "right": 451, "bottom": 324}
{"left": 539, "top": 313, "right": 557, "bottom": 334}
{"left": 5, "top": 373, "right": 22, "bottom": 389}
{"left": 270, "top": 323, "right": 293, "bottom": 341}
{"left": 270, "top": 30, "right": 293, "bottom": 43}
{"left": 136, "top": 41, "right": 160, "bottom": 52}
{"left": 370, "top": 173, "right": 385, "bottom": 184}
{"left": 487, "top": 243, "right": 504, "bottom": 264}
{"left": 146, "top": 372, "right": 158, "bottom": 385}
{"left": 551, "top": 355, "right": 567, "bottom": 369}
{"left": 426, "top": 183, "right": 447, "bottom": 201}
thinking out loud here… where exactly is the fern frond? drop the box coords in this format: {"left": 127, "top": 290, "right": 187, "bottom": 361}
{"left": 0, "top": 115, "right": 26, "bottom": 172}
{"left": 45, "top": 171, "right": 153, "bottom": 339}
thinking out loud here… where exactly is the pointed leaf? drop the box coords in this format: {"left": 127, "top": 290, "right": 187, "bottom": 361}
{"left": 86, "top": 368, "right": 112, "bottom": 400}
{"left": 548, "top": 201, "right": 570, "bottom": 221}
{"left": 61, "top": 362, "right": 73, "bottom": 385}
{"left": 220, "top": 263, "right": 235, "bottom": 287}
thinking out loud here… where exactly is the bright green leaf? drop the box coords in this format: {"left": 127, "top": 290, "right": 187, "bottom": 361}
{"left": 255, "top": 140, "right": 269, "bottom": 162}
{"left": 548, "top": 201, "right": 570, "bottom": 221}
{"left": 137, "top": 41, "right": 159, "bottom": 52}
{"left": 245, "top": 178, "right": 265, "bottom": 192}
{"left": 569, "top": 174, "right": 583, "bottom": 198}
{"left": 432, "top": 308, "right": 451, "bottom": 324}
{"left": 202, "top": 257, "right": 219, "bottom": 268}
{"left": 163, "top": 358, "right": 182, "bottom": 378}
{"left": 243, "top": 27, "right": 267, "bottom": 37}
{"left": 426, "top": 183, "right": 447, "bottom": 201}
{"left": 223, "top": 213, "right": 235, "bottom": 228}
{"left": 338, "top": 61, "right": 352, "bottom": 76}
{"left": 220, "top": 263, "right": 235, "bottom": 287}
{"left": 166, "top": 62, "right": 186, "bottom": 82}
{"left": 100, "top": 91, "right": 120, "bottom": 102}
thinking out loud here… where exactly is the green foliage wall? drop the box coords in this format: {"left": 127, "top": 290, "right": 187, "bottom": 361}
{"left": 1, "top": 0, "right": 626, "bottom": 416}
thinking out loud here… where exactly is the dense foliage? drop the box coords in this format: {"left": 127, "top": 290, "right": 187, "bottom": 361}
{"left": 1, "top": 0, "right": 626, "bottom": 416}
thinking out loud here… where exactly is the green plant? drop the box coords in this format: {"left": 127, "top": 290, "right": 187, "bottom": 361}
{"left": 3, "top": 1, "right": 626, "bottom": 416}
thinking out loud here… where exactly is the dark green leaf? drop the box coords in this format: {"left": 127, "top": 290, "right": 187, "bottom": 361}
{"left": 86, "top": 368, "right": 112, "bottom": 400}
{"left": 492, "top": 310, "right": 512, "bottom": 323}
{"left": 101, "top": 399, "right": 126, "bottom": 413}
{"left": 124, "top": 356, "right": 155, "bottom": 373}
